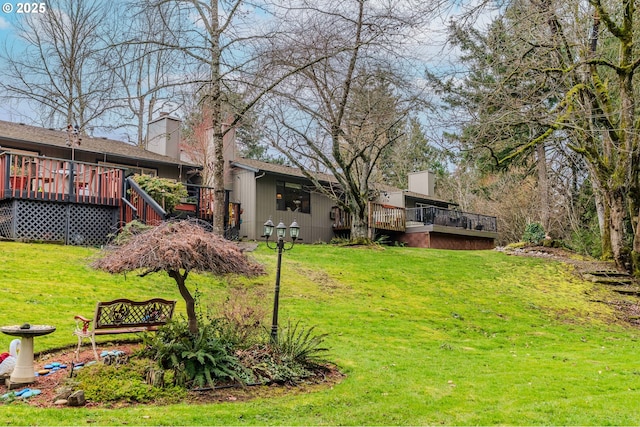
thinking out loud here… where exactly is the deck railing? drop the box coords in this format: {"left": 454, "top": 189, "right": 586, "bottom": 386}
{"left": 182, "top": 184, "right": 216, "bottom": 221}
{"left": 331, "top": 206, "right": 352, "bottom": 231}
{"left": 331, "top": 203, "right": 497, "bottom": 234}
{"left": 0, "top": 151, "right": 123, "bottom": 205}
{"left": 406, "top": 206, "right": 497, "bottom": 233}
{"left": 332, "top": 203, "right": 406, "bottom": 232}
{"left": 123, "top": 177, "right": 166, "bottom": 226}
{"left": 369, "top": 203, "right": 406, "bottom": 231}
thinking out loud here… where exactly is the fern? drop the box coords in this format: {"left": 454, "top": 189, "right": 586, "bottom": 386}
{"left": 142, "top": 318, "right": 245, "bottom": 388}
{"left": 275, "top": 320, "right": 329, "bottom": 368}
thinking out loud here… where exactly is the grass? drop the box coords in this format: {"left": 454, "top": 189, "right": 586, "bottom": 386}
{"left": 1, "top": 241, "right": 640, "bottom": 425}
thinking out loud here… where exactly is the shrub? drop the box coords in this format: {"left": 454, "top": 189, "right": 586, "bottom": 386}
{"left": 74, "top": 358, "right": 185, "bottom": 403}
{"left": 274, "top": 320, "right": 329, "bottom": 369}
{"left": 109, "top": 220, "right": 152, "bottom": 245}
{"left": 233, "top": 321, "right": 331, "bottom": 385}
{"left": 142, "top": 318, "right": 249, "bottom": 388}
{"left": 131, "top": 174, "right": 188, "bottom": 213}
{"left": 210, "top": 286, "right": 268, "bottom": 350}
{"left": 522, "top": 222, "right": 545, "bottom": 244}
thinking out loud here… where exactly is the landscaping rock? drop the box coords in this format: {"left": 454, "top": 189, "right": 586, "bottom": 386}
{"left": 53, "top": 386, "right": 73, "bottom": 401}
{"left": 53, "top": 399, "right": 68, "bottom": 406}
{"left": 67, "top": 390, "right": 85, "bottom": 407}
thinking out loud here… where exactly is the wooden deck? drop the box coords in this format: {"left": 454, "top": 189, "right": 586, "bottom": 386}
{"left": 369, "top": 203, "right": 406, "bottom": 232}
{"left": 1, "top": 151, "right": 229, "bottom": 231}
{"left": 1, "top": 152, "right": 123, "bottom": 206}
{"left": 332, "top": 203, "right": 497, "bottom": 235}
{"left": 332, "top": 203, "right": 406, "bottom": 232}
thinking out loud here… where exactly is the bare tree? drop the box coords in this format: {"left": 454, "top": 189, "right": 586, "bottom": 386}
{"left": 259, "top": 0, "right": 433, "bottom": 239}
{"left": 106, "top": 2, "right": 191, "bottom": 146}
{"left": 0, "top": 0, "right": 117, "bottom": 130}
{"left": 139, "top": 0, "right": 356, "bottom": 236}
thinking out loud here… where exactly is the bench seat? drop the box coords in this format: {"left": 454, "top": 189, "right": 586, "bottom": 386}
{"left": 73, "top": 298, "right": 176, "bottom": 361}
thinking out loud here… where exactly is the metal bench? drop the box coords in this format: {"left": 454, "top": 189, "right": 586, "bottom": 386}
{"left": 73, "top": 298, "right": 176, "bottom": 361}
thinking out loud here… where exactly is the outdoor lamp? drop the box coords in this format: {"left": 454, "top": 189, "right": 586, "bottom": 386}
{"left": 263, "top": 218, "right": 274, "bottom": 239}
{"left": 264, "top": 218, "right": 301, "bottom": 342}
{"left": 289, "top": 220, "right": 300, "bottom": 241}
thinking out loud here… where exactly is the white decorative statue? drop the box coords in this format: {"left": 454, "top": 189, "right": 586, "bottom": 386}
{"left": 0, "top": 339, "right": 21, "bottom": 377}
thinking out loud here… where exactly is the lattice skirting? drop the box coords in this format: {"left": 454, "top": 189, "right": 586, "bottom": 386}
{"left": 0, "top": 199, "right": 118, "bottom": 246}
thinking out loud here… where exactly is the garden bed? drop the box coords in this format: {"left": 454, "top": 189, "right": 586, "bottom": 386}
{"left": 0, "top": 343, "right": 344, "bottom": 409}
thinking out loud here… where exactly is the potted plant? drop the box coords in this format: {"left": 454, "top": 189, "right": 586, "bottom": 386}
{"left": 9, "top": 164, "right": 29, "bottom": 190}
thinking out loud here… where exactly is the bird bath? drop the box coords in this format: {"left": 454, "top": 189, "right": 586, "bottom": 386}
{"left": 1, "top": 324, "right": 55, "bottom": 387}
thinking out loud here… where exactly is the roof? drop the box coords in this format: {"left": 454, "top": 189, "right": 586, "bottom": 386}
{"left": 0, "top": 120, "right": 196, "bottom": 167}
{"left": 232, "top": 157, "right": 453, "bottom": 206}
{"left": 374, "top": 182, "right": 455, "bottom": 206}
{"left": 231, "top": 157, "right": 337, "bottom": 183}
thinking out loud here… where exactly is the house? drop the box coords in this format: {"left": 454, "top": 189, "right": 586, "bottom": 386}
{"left": 0, "top": 117, "right": 201, "bottom": 246}
{"left": 0, "top": 118, "right": 497, "bottom": 249}
{"left": 227, "top": 155, "right": 497, "bottom": 249}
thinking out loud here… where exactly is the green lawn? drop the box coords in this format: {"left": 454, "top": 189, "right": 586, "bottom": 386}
{"left": 1, "top": 241, "right": 640, "bottom": 425}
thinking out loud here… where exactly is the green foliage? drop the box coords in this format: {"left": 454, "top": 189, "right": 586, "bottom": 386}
{"left": 506, "top": 241, "right": 528, "bottom": 249}
{"left": 522, "top": 222, "right": 545, "bottom": 244}
{"left": 234, "top": 320, "right": 331, "bottom": 386}
{"left": 142, "top": 297, "right": 325, "bottom": 388}
{"left": 237, "top": 344, "right": 315, "bottom": 385}
{"left": 209, "top": 286, "right": 268, "bottom": 350}
{"left": 374, "top": 234, "right": 391, "bottom": 245}
{"left": 541, "top": 238, "right": 564, "bottom": 248}
{"left": 569, "top": 227, "right": 602, "bottom": 258}
{"left": 75, "top": 358, "right": 185, "bottom": 403}
{"left": 131, "top": 174, "right": 188, "bottom": 213}
{"left": 142, "top": 317, "right": 247, "bottom": 388}
{"left": 378, "top": 116, "right": 448, "bottom": 189}
{"left": 274, "top": 320, "right": 329, "bottom": 369}
{"left": 109, "top": 220, "right": 152, "bottom": 245}
{"left": 329, "top": 236, "right": 377, "bottom": 247}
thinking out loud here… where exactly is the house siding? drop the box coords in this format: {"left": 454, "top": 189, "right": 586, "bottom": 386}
{"left": 232, "top": 169, "right": 257, "bottom": 240}
{"left": 236, "top": 173, "right": 334, "bottom": 243}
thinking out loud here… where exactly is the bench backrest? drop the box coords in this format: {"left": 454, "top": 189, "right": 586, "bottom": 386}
{"left": 93, "top": 298, "right": 176, "bottom": 329}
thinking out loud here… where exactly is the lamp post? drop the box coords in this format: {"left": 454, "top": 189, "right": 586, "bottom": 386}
{"left": 263, "top": 217, "right": 300, "bottom": 342}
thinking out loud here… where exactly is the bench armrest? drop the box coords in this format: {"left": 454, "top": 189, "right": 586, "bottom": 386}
{"left": 74, "top": 315, "right": 92, "bottom": 334}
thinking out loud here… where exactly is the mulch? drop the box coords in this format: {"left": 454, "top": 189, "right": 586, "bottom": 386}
{"left": 0, "top": 343, "right": 344, "bottom": 408}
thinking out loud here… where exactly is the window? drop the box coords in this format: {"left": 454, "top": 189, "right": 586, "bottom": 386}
{"left": 276, "top": 180, "right": 310, "bottom": 213}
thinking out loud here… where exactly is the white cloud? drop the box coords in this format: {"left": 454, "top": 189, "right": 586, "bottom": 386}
{"left": 0, "top": 16, "right": 10, "bottom": 30}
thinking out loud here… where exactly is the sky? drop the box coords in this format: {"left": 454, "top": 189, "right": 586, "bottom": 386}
{"left": 0, "top": 2, "right": 34, "bottom": 122}
{"left": 0, "top": 0, "right": 501, "bottom": 142}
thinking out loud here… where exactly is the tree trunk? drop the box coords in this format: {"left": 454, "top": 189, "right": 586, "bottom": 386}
{"left": 351, "top": 213, "right": 369, "bottom": 240}
{"left": 632, "top": 206, "right": 640, "bottom": 277}
{"left": 209, "top": 0, "right": 225, "bottom": 237}
{"left": 350, "top": 198, "right": 369, "bottom": 240}
{"left": 536, "top": 142, "right": 550, "bottom": 235}
{"left": 608, "top": 190, "right": 628, "bottom": 270}
{"left": 168, "top": 269, "right": 198, "bottom": 333}
{"left": 592, "top": 180, "right": 612, "bottom": 260}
